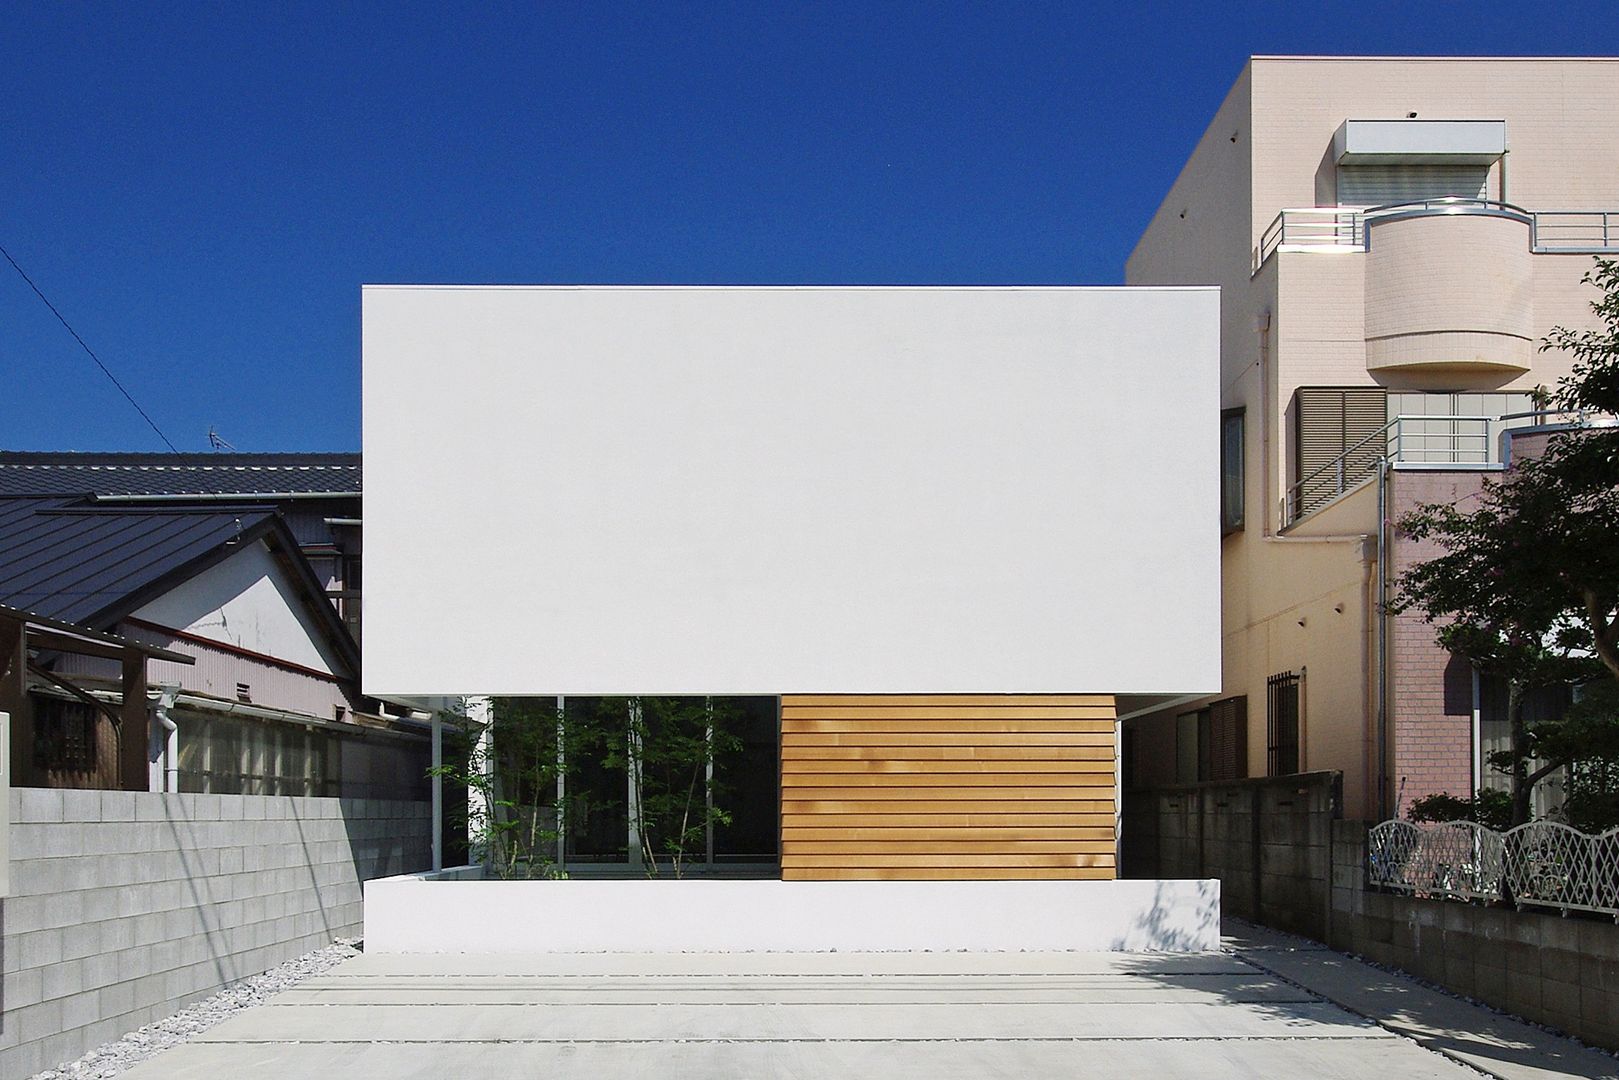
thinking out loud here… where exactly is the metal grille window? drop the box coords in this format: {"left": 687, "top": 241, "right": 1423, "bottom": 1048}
{"left": 1221, "top": 409, "right": 1245, "bottom": 534}
{"left": 1267, "top": 673, "right": 1301, "bottom": 776}
{"left": 33, "top": 697, "right": 98, "bottom": 772}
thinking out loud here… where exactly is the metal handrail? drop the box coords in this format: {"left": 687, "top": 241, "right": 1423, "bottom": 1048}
{"left": 1255, "top": 199, "right": 1619, "bottom": 271}
{"left": 1284, "top": 414, "right": 1497, "bottom": 525}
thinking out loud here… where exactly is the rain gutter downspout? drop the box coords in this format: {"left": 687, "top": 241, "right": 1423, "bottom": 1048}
{"left": 150, "top": 685, "right": 180, "bottom": 792}
{"left": 1376, "top": 457, "right": 1390, "bottom": 819}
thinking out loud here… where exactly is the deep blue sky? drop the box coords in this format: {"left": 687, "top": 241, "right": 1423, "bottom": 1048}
{"left": 5, "top": 3, "right": 1618, "bottom": 452}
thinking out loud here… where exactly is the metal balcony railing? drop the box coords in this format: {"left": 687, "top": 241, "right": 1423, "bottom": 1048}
{"left": 1285, "top": 414, "right": 1496, "bottom": 525}
{"left": 1283, "top": 409, "right": 1604, "bottom": 526}
{"left": 1255, "top": 197, "right": 1619, "bottom": 271}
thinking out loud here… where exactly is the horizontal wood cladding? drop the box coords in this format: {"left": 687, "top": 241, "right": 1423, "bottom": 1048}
{"left": 778, "top": 694, "right": 1116, "bottom": 881}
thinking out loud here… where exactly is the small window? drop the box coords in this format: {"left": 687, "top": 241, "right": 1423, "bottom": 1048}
{"left": 1175, "top": 709, "right": 1205, "bottom": 784}
{"left": 1176, "top": 696, "right": 1249, "bottom": 784}
{"left": 34, "top": 697, "right": 98, "bottom": 772}
{"left": 1221, "top": 409, "right": 1245, "bottom": 533}
{"left": 1267, "top": 673, "right": 1301, "bottom": 776}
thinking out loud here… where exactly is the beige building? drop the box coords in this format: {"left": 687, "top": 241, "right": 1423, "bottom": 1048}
{"left": 1124, "top": 56, "right": 1619, "bottom": 819}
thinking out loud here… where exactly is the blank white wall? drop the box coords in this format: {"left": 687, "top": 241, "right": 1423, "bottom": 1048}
{"left": 362, "top": 286, "right": 1220, "bottom": 696}
{"left": 365, "top": 876, "right": 1224, "bottom": 953}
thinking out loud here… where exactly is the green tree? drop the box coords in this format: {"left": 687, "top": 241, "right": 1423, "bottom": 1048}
{"left": 432, "top": 695, "right": 744, "bottom": 878}
{"left": 1395, "top": 260, "right": 1619, "bottom": 826}
{"left": 593, "top": 696, "right": 743, "bottom": 877}
{"left": 430, "top": 697, "right": 566, "bottom": 879}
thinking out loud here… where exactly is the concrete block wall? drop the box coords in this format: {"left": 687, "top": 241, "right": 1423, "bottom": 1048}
{"left": 1122, "top": 772, "right": 1339, "bottom": 939}
{"left": 0, "top": 789, "right": 431, "bottom": 1077}
{"left": 1329, "top": 820, "right": 1619, "bottom": 1052}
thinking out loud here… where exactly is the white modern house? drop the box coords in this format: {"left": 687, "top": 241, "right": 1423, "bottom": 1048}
{"left": 360, "top": 284, "right": 1225, "bottom": 951}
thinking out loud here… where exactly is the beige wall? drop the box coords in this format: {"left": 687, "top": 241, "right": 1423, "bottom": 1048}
{"left": 1249, "top": 58, "right": 1619, "bottom": 252}
{"left": 1125, "top": 57, "right": 1619, "bottom": 820}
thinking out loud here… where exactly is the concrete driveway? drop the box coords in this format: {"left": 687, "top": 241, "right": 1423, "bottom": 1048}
{"left": 118, "top": 941, "right": 1525, "bottom": 1079}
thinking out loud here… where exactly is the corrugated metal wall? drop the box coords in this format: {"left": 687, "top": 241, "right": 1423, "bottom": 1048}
{"left": 780, "top": 694, "right": 1117, "bottom": 880}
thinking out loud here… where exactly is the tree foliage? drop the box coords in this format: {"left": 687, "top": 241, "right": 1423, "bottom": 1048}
{"left": 431, "top": 695, "right": 742, "bottom": 879}
{"left": 1395, "top": 260, "right": 1619, "bottom": 826}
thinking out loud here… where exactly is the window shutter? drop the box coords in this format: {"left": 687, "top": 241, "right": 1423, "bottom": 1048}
{"left": 1292, "top": 387, "right": 1388, "bottom": 518}
{"left": 1337, "top": 164, "right": 1489, "bottom": 207}
{"left": 1208, "top": 696, "right": 1248, "bottom": 782}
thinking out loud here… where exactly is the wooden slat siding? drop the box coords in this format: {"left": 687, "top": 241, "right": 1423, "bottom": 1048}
{"left": 779, "top": 694, "right": 1117, "bottom": 881}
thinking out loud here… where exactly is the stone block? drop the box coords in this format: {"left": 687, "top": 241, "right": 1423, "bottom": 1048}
{"left": 60, "top": 988, "right": 103, "bottom": 1030}
{"left": 4, "top": 966, "right": 45, "bottom": 1009}
{"left": 1581, "top": 951, "right": 1619, "bottom": 994}
{"left": 38, "top": 1029, "right": 88, "bottom": 1076}
{"left": 1473, "top": 960, "right": 1507, "bottom": 1005}
{"left": 1543, "top": 976, "right": 1583, "bottom": 1026}
{"left": 19, "top": 928, "right": 64, "bottom": 970}
{"left": 81, "top": 951, "right": 120, "bottom": 993}
{"left": 16, "top": 789, "right": 64, "bottom": 824}
{"left": 59, "top": 788, "right": 100, "bottom": 822}
{"left": 1, "top": 1040, "right": 48, "bottom": 1079}
{"left": 41, "top": 958, "right": 85, "bottom": 1003}
{"left": 99, "top": 790, "right": 138, "bottom": 822}
{"left": 1540, "top": 947, "right": 1584, "bottom": 986}
{"left": 1506, "top": 969, "right": 1544, "bottom": 1019}
{"left": 1579, "top": 917, "right": 1619, "bottom": 960}
{"left": 16, "top": 999, "right": 65, "bottom": 1045}
{"left": 1506, "top": 940, "right": 1542, "bottom": 979}
{"left": 1441, "top": 948, "right": 1475, "bottom": 997}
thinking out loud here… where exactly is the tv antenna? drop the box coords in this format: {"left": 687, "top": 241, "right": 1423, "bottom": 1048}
{"left": 207, "top": 427, "right": 237, "bottom": 452}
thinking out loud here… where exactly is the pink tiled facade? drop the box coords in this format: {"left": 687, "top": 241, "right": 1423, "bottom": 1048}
{"left": 1123, "top": 56, "right": 1616, "bottom": 820}
{"left": 1387, "top": 471, "right": 1486, "bottom": 814}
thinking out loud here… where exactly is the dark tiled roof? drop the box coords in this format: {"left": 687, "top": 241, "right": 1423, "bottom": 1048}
{"left": 0, "top": 452, "right": 360, "bottom": 497}
{"left": 0, "top": 496, "right": 276, "bottom": 626}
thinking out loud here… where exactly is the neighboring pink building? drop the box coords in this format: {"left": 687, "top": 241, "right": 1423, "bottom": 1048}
{"left": 1122, "top": 57, "right": 1618, "bottom": 819}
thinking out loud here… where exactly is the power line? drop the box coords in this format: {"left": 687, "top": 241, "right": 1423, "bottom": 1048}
{"left": 0, "top": 241, "right": 180, "bottom": 453}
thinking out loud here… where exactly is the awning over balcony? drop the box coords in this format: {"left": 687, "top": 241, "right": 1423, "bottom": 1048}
{"left": 1333, "top": 120, "right": 1506, "bottom": 165}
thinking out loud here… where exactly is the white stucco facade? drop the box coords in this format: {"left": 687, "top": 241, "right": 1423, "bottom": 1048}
{"left": 361, "top": 285, "right": 1221, "bottom": 697}
{"left": 364, "top": 873, "right": 1223, "bottom": 953}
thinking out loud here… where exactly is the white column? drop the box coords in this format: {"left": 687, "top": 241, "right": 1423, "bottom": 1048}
{"left": 466, "top": 696, "right": 495, "bottom": 865}
{"left": 627, "top": 697, "right": 644, "bottom": 871}
{"left": 431, "top": 711, "right": 443, "bottom": 872}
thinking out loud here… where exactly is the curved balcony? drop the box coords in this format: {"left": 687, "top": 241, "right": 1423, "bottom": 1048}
{"left": 1363, "top": 203, "right": 1534, "bottom": 376}
{"left": 1252, "top": 198, "right": 1619, "bottom": 379}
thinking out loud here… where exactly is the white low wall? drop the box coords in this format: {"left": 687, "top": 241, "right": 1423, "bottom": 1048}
{"left": 364, "top": 874, "right": 1221, "bottom": 953}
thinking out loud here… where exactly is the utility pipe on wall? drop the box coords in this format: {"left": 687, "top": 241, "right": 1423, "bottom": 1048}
{"left": 149, "top": 684, "right": 180, "bottom": 792}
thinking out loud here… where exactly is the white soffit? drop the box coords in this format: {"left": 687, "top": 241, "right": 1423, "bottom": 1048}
{"left": 361, "top": 286, "right": 1221, "bottom": 697}
{"left": 1334, "top": 119, "right": 1506, "bottom": 165}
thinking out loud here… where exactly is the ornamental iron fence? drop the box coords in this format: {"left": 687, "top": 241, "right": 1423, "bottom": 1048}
{"left": 1367, "top": 818, "right": 1619, "bottom": 919}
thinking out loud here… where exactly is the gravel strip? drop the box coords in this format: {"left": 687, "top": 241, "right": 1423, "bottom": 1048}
{"left": 30, "top": 938, "right": 364, "bottom": 1080}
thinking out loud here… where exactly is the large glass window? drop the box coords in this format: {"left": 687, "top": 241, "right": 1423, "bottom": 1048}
{"left": 491, "top": 695, "right": 779, "bottom": 875}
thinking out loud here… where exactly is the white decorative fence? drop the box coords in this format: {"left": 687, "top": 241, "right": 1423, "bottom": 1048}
{"left": 1368, "top": 819, "right": 1619, "bottom": 918}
